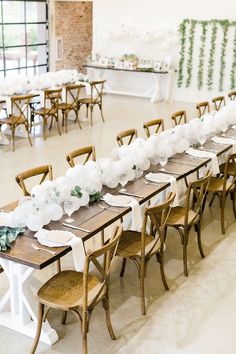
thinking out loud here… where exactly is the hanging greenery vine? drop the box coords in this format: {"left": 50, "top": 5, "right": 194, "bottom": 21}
{"left": 197, "top": 21, "right": 208, "bottom": 90}
{"left": 219, "top": 20, "right": 230, "bottom": 92}
{"left": 207, "top": 21, "right": 218, "bottom": 90}
{"left": 178, "top": 19, "right": 236, "bottom": 91}
{"left": 177, "top": 19, "right": 188, "bottom": 88}
{"left": 230, "top": 26, "right": 236, "bottom": 89}
{"left": 185, "top": 20, "right": 197, "bottom": 87}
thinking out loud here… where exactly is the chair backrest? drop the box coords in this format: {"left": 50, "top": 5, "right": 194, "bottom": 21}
{"left": 11, "top": 94, "right": 34, "bottom": 124}
{"left": 222, "top": 153, "right": 236, "bottom": 192}
{"left": 116, "top": 129, "right": 138, "bottom": 146}
{"left": 90, "top": 80, "right": 106, "bottom": 104}
{"left": 228, "top": 91, "right": 236, "bottom": 100}
{"left": 66, "top": 146, "right": 96, "bottom": 167}
{"left": 140, "top": 192, "right": 176, "bottom": 258}
{"left": 82, "top": 225, "right": 122, "bottom": 310}
{"left": 15, "top": 165, "right": 53, "bottom": 196}
{"left": 184, "top": 171, "right": 212, "bottom": 227}
{"left": 196, "top": 101, "right": 210, "bottom": 117}
{"left": 65, "top": 84, "right": 85, "bottom": 109}
{"left": 212, "top": 96, "right": 225, "bottom": 111}
{"left": 143, "top": 119, "right": 164, "bottom": 137}
{"left": 171, "top": 110, "right": 187, "bottom": 126}
{"left": 44, "top": 88, "right": 62, "bottom": 114}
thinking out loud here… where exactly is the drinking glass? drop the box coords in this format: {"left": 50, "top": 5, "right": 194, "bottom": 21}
{"left": 64, "top": 199, "right": 77, "bottom": 223}
{"left": 159, "top": 155, "right": 168, "bottom": 170}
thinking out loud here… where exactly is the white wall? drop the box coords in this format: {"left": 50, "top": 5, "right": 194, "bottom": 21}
{"left": 93, "top": 0, "right": 236, "bottom": 102}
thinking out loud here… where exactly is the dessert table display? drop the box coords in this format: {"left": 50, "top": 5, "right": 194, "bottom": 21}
{"left": 0, "top": 100, "right": 236, "bottom": 344}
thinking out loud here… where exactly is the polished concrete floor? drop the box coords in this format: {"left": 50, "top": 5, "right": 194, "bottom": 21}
{"left": 1, "top": 95, "right": 236, "bottom": 354}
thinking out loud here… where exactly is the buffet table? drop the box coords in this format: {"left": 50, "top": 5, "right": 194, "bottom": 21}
{"left": 84, "top": 64, "right": 176, "bottom": 103}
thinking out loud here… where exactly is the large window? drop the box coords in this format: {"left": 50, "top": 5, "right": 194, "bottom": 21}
{"left": 0, "top": 0, "right": 48, "bottom": 78}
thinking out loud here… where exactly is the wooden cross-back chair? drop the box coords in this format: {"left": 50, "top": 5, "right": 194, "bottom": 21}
{"left": 79, "top": 80, "right": 106, "bottom": 126}
{"left": 116, "top": 128, "right": 138, "bottom": 146}
{"left": 66, "top": 146, "right": 96, "bottom": 168}
{"left": 196, "top": 101, "right": 210, "bottom": 117}
{"left": 15, "top": 165, "right": 53, "bottom": 197}
{"left": 208, "top": 153, "right": 236, "bottom": 234}
{"left": 228, "top": 91, "right": 236, "bottom": 100}
{"left": 30, "top": 225, "right": 123, "bottom": 354}
{"left": 212, "top": 96, "right": 225, "bottom": 111}
{"left": 171, "top": 110, "right": 187, "bottom": 126}
{"left": 117, "top": 192, "right": 176, "bottom": 315}
{"left": 58, "top": 83, "right": 85, "bottom": 132}
{"left": 32, "top": 88, "right": 62, "bottom": 140}
{"left": 165, "top": 171, "right": 212, "bottom": 277}
{"left": 143, "top": 118, "right": 164, "bottom": 137}
{"left": 0, "top": 94, "right": 33, "bottom": 151}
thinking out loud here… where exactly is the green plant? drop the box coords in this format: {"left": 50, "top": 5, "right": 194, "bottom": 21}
{"left": 178, "top": 19, "right": 188, "bottom": 87}
{"left": 71, "top": 186, "right": 82, "bottom": 198}
{"left": 219, "top": 20, "right": 230, "bottom": 91}
{"left": 89, "top": 191, "right": 102, "bottom": 203}
{"left": 207, "top": 21, "right": 218, "bottom": 90}
{"left": 230, "top": 26, "right": 236, "bottom": 89}
{"left": 186, "top": 20, "right": 197, "bottom": 87}
{"left": 197, "top": 21, "right": 208, "bottom": 90}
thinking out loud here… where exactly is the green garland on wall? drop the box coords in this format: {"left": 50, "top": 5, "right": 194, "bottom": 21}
{"left": 230, "top": 26, "right": 236, "bottom": 89}
{"left": 207, "top": 21, "right": 218, "bottom": 90}
{"left": 177, "top": 19, "right": 188, "bottom": 87}
{"left": 219, "top": 20, "right": 230, "bottom": 92}
{"left": 178, "top": 19, "right": 236, "bottom": 91}
{"left": 185, "top": 20, "right": 196, "bottom": 87}
{"left": 197, "top": 21, "right": 208, "bottom": 90}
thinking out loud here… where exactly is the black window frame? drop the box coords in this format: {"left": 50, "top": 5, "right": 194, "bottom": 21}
{"left": 0, "top": 0, "right": 49, "bottom": 77}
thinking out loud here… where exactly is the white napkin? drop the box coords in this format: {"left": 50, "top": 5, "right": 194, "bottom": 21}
{"left": 145, "top": 172, "right": 179, "bottom": 206}
{"left": 35, "top": 229, "right": 86, "bottom": 272}
{"left": 212, "top": 136, "right": 236, "bottom": 153}
{"left": 103, "top": 193, "right": 142, "bottom": 231}
{"left": 185, "top": 147, "right": 219, "bottom": 174}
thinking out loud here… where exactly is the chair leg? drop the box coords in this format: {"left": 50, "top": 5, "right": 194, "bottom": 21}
{"left": 56, "top": 259, "right": 61, "bottom": 272}
{"left": 76, "top": 108, "right": 82, "bottom": 129}
{"left": 99, "top": 103, "right": 105, "bottom": 122}
{"left": 157, "top": 249, "right": 169, "bottom": 290}
{"left": 11, "top": 125, "right": 15, "bottom": 152}
{"left": 209, "top": 193, "right": 216, "bottom": 207}
{"left": 221, "top": 195, "right": 226, "bottom": 234}
{"left": 65, "top": 111, "right": 68, "bottom": 133}
{"left": 120, "top": 258, "right": 126, "bottom": 277}
{"left": 62, "top": 311, "right": 67, "bottom": 325}
{"left": 56, "top": 114, "right": 61, "bottom": 136}
{"left": 195, "top": 222, "right": 205, "bottom": 258}
{"left": 25, "top": 124, "right": 33, "bottom": 147}
{"left": 82, "top": 311, "right": 88, "bottom": 354}
{"left": 102, "top": 295, "right": 116, "bottom": 340}
{"left": 30, "top": 303, "right": 44, "bottom": 354}
{"left": 140, "top": 260, "right": 146, "bottom": 315}
{"left": 90, "top": 106, "right": 93, "bottom": 126}
{"left": 43, "top": 118, "right": 47, "bottom": 140}
{"left": 183, "top": 230, "right": 189, "bottom": 277}
{"left": 231, "top": 190, "right": 236, "bottom": 219}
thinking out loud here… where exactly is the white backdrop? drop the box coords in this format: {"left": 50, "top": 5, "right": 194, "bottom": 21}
{"left": 92, "top": 0, "right": 236, "bottom": 102}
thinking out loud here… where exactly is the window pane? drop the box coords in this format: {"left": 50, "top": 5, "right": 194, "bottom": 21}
{"left": 0, "top": 26, "right": 3, "bottom": 47}
{"left": 4, "top": 25, "right": 26, "bottom": 47}
{"left": 27, "top": 24, "right": 47, "bottom": 45}
{"left": 35, "top": 45, "right": 47, "bottom": 66}
{"left": 26, "top": 2, "right": 46, "bottom": 23}
{"left": 2, "top": 2, "right": 24, "bottom": 23}
{"left": 5, "top": 48, "right": 26, "bottom": 70}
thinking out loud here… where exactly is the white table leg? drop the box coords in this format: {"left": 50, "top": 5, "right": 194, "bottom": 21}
{"left": 0, "top": 258, "right": 58, "bottom": 345}
{"left": 164, "top": 69, "right": 175, "bottom": 103}
{"left": 0, "top": 127, "right": 10, "bottom": 145}
{"left": 150, "top": 74, "right": 162, "bottom": 103}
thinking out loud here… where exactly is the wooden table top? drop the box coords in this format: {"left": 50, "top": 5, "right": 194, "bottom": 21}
{"left": 0, "top": 133, "right": 233, "bottom": 269}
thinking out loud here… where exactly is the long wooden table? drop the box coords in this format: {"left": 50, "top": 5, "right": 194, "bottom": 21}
{"left": 0, "top": 135, "right": 233, "bottom": 344}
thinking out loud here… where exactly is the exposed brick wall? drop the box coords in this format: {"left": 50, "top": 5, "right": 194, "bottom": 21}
{"left": 55, "top": 1, "right": 92, "bottom": 72}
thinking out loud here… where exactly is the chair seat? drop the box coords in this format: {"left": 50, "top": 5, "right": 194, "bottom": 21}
{"left": 117, "top": 230, "right": 160, "bottom": 258}
{"left": 32, "top": 108, "right": 56, "bottom": 116}
{"left": 38, "top": 270, "right": 103, "bottom": 310}
{"left": 166, "top": 207, "right": 197, "bottom": 226}
{"left": 219, "top": 162, "right": 235, "bottom": 176}
{"left": 208, "top": 177, "right": 232, "bottom": 192}
{"left": 58, "top": 102, "right": 76, "bottom": 110}
{"left": 0, "top": 115, "right": 26, "bottom": 125}
{"left": 79, "top": 98, "right": 98, "bottom": 104}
